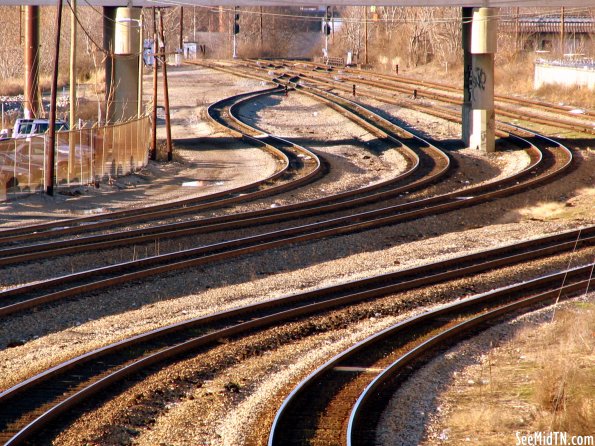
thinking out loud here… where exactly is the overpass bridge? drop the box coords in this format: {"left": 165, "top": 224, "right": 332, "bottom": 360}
{"left": 7, "top": 0, "right": 593, "bottom": 155}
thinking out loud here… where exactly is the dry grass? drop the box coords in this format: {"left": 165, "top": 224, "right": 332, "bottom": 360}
{"left": 534, "top": 84, "right": 595, "bottom": 110}
{"left": 532, "top": 307, "right": 595, "bottom": 434}
{"left": 429, "top": 301, "right": 594, "bottom": 445}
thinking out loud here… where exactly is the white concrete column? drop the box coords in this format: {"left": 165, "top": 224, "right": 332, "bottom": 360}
{"left": 107, "top": 7, "right": 142, "bottom": 123}
{"left": 465, "top": 7, "right": 498, "bottom": 153}
{"left": 461, "top": 7, "right": 473, "bottom": 145}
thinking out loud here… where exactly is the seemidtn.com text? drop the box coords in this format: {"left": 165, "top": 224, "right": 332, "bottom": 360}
{"left": 516, "top": 432, "right": 594, "bottom": 446}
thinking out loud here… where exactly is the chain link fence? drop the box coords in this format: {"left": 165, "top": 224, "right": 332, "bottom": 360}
{"left": 0, "top": 115, "right": 150, "bottom": 201}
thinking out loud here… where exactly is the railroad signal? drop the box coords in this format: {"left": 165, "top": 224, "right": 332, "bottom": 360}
{"left": 234, "top": 6, "right": 239, "bottom": 34}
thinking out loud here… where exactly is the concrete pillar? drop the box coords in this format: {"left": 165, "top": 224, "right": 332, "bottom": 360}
{"left": 463, "top": 7, "right": 497, "bottom": 153}
{"left": 461, "top": 7, "right": 473, "bottom": 145}
{"left": 105, "top": 7, "right": 142, "bottom": 123}
{"left": 24, "top": 6, "right": 41, "bottom": 119}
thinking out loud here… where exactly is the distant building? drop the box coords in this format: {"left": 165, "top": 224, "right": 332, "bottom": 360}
{"left": 500, "top": 15, "right": 594, "bottom": 54}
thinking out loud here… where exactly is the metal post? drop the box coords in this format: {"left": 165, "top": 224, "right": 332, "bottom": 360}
{"left": 47, "top": 0, "right": 63, "bottom": 196}
{"left": 179, "top": 6, "right": 184, "bottom": 52}
{"left": 151, "top": 7, "right": 158, "bottom": 160}
{"left": 560, "top": 7, "right": 565, "bottom": 55}
{"left": 24, "top": 6, "right": 40, "bottom": 119}
{"left": 158, "top": 8, "right": 173, "bottom": 161}
{"left": 324, "top": 25, "right": 328, "bottom": 61}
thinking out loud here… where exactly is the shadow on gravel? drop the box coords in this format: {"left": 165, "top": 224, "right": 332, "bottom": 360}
{"left": 1, "top": 140, "right": 592, "bottom": 346}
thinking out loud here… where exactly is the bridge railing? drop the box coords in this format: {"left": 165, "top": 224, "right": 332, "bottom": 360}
{"left": 0, "top": 115, "right": 150, "bottom": 201}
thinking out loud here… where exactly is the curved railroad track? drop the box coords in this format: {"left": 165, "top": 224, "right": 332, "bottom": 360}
{"left": 0, "top": 86, "right": 323, "bottom": 244}
{"left": 1, "top": 227, "right": 593, "bottom": 445}
{"left": 0, "top": 82, "right": 443, "bottom": 266}
{"left": 268, "top": 264, "right": 594, "bottom": 446}
{"left": 268, "top": 59, "right": 595, "bottom": 136}
{"left": 0, "top": 68, "right": 573, "bottom": 317}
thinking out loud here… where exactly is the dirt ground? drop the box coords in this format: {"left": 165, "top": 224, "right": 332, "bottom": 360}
{"left": 0, "top": 63, "right": 593, "bottom": 446}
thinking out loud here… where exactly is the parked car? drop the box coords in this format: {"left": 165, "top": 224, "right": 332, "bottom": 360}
{"left": 12, "top": 118, "right": 69, "bottom": 140}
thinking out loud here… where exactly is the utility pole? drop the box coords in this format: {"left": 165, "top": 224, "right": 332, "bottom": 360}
{"left": 24, "top": 6, "right": 40, "bottom": 119}
{"left": 560, "top": 7, "right": 565, "bottom": 56}
{"left": 363, "top": 6, "right": 368, "bottom": 65}
{"left": 158, "top": 8, "right": 173, "bottom": 161}
{"left": 151, "top": 7, "right": 158, "bottom": 160}
{"left": 179, "top": 6, "right": 184, "bottom": 61}
{"left": 514, "top": 7, "right": 519, "bottom": 53}
{"left": 68, "top": 0, "right": 77, "bottom": 182}
{"left": 137, "top": 11, "right": 144, "bottom": 117}
{"left": 69, "top": 0, "right": 77, "bottom": 130}
{"left": 47, "top": 0, "right": 64, "bottom": 196}
{"left": 259, "top": 6, "right": 263, "bottom": 51}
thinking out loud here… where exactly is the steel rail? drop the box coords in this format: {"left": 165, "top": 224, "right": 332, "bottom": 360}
{"left": 283, "top": 59, "right": 595, "bottom": 128}
{"left": 1, "top": 230, "right": 593, "bottom": 445}
{"left": 0, "top": 114, "right": 566, "bottom": 316}
{"left": 268, "top": 265, "right": 594, "bottom": 446}
{"left": 0, "top": 80, "right": 437, "bottom": 263}
{"left": 233, "top": 61, "right": 511, "bottom": 138}
{"left": 346, "top": 276, "right": 595, "bottom": 445}
{"left": 251, "top": 60, "right": 594, "bottom": 137}
{"left": 0, "top": 68, "right": 572, "bottom": 316}
{"left": 0, "top": 87, "right": 320, "bottom": 243}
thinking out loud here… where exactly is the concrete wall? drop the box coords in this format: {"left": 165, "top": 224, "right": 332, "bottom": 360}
{"left": 534, "top": 62, "right": 595, "bottom": 90}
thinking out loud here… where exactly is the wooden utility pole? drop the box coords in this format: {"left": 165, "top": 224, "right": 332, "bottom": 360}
{"left": 560, "top": 7, "right": 565, "bottom": 55}
{"left": 69, "top": 0, "right": 77, "bottom": 130}
{"left": 24, "top": 6, "right": 40, "bottom": 118}
{"left": 179, "top": 6, "right": 184, "bottom": 53}
{"left": 151, "top": 7, "right": 158, "bottom": 160}
{"left": 138, "top": 12, "right": 144, "bottom": 117}
{"left": 158, "top": 8, "right": 173, "bottom": 161}
{"left": 260, "top": 6, "right": 263, "bottom": 50}
{"left": 47, "top": 0, "right": 63, "bottom": 196}
{"left": 68, "top": 0, "right": 77, "bottom": 181}
{"left": 515, "top": 7, "right": 519, "bottom": 52}
{"left": 363, "top": 6, "right": 368, "bottom": 65}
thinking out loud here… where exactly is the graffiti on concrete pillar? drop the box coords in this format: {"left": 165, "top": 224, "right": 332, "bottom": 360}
{"left": 466, "top": 65, "right": 487, "bottom": 102}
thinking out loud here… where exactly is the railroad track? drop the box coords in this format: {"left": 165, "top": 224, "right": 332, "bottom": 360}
{"left": 0, "top": 66, "right": 573, "bottom": 317}
{"left": 1, "top": 227, "right": 593, "bottom": 445}
{"left": 300, "top": 58, "right": 595, "bottom": 120}
{"left": 0, "top": 87, "right": 323, "bottom": 244}
{"left": 270, "top": 59, "right": 595, "bottom": 136}
{"left": 268, "top": 264, "right": 594, "bottom": 446}
{"left": 0, "top": 80, "right": 444, "bottom": 266}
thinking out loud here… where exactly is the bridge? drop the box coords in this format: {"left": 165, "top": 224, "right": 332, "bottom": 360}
{"left": 0, "top": 1, "right": 591, "bottom": 5}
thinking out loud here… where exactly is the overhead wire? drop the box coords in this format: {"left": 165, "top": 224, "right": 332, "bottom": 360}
{"left": 143, "top": 1, "right": 593, "bottom": 25}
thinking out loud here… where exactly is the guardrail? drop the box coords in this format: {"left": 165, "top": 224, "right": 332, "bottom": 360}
{"left": 0, "top": 115, "right": 150, "bottom": 201}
